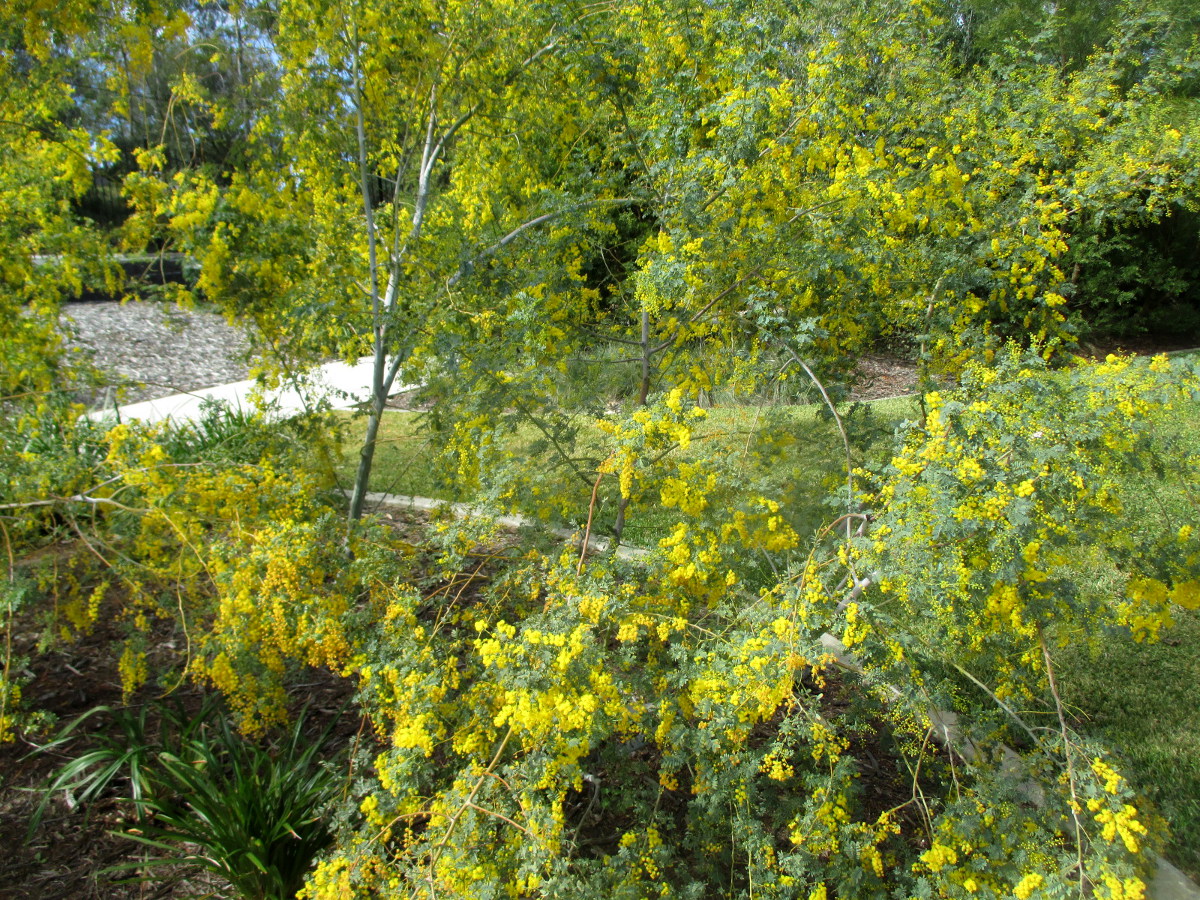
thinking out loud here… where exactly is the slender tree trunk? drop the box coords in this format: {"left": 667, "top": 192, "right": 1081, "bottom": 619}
{"left": 348, "top": 396, "right": 384, "bottom": 523}
{"left": 342, "top": 37, "right": 566, "bottom": 533}
{"left": 347, "top": 35, "right": 386, "bottom": 533}
{"left": 637, "top": 307, "right": 651, "bottom": 406}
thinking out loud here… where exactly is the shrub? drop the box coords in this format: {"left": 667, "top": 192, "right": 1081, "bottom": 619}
{"left": 36, "top": 696, "right": 345, "bottom": 900}
{"left": 123, "top": 704, "right": 345, "bottom": 900}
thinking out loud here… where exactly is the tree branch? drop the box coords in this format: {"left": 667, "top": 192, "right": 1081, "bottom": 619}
{"left": 448, "top": 198, "right": 636, "bottom": 288}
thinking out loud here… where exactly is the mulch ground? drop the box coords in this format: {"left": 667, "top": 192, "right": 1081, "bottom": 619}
{"left": 0, "top": 609, "right": 191, "bottom": 898}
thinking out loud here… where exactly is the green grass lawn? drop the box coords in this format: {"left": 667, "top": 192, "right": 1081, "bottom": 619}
{"left": 1056, "top": 349, "right": 1200, "bottom": 878}
{"left": 334, "top": 409, "right": 456, "bottom": 502}
{"left": 1058, "top": 610, "right": 1200, "bottom": 879}
{"left": 334, "top": 393, "right": 920, "bottom": 547}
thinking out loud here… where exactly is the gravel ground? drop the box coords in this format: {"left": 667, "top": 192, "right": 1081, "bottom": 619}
{"left": 56, "top": 299, "right": 1192, "bottom": 412}
{"left": 59, "top": 299, "right": 921, "bottom": 410}
{"left": 62, "top": 300, "right": 254, "bottom": 407}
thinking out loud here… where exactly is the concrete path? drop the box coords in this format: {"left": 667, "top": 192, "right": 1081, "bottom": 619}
{"left": 86, "top": 357, "right": 412, "bottom": 425}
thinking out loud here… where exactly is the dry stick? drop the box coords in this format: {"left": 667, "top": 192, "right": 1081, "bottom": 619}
{"left": 370, "top": 810, "right": 431, "bottom": 853}
{"left": 424, "top": 565, "right": 490, "bottom": 604}
{"left": 895, "top": 726, "right": 937, "bottom": 841}
{"left": 0, "top": 465, "right": 206, "bottom": 511}
{"left": 464, "top": 802, "right": 533, "bottom": 837}
{"left": 577, "top": 469, "right": 606, "bottom": 575}
{"left": 342, "top": 714, "right": 369, "bottom": 806}
{"left": 450, "top": 560, "right": 490, "bottom": 607}
{"left": 449, "top": 199, "right": 637, "bottom": 290}
{"left": 159, "top": 581, "right": 193, "bottom": 698}
{"left": 0, "top": 521, "right": 16, "bottom": 740}
{"left": 65, "top": 518, "right": 158, "bottom": 592}
{"left": 769, "top": 341, "right": 858, "bottom": 557}
{"left": 1040, "top": 628, "right": 1088, "bottom": 898}
{"left": 67, "top": 517, "right": 119, "bottom": 572}
{"left": 431, "top": 557, "right": 491, "bottom": 638}
{"left": 482, "top": 770, "right": 515, "bottom": 792}
{"left": 945, "top": 724, "right": 962, "bottom": 801}
{"left": 649, "top": 270, "right": 763, "bottom": 356}
{"left": 503, "top": 385, "right": 595, "bottom": 492}
{"left": 59, "top": 489, "right": 211, "bottom": 698}
{"left": 568, "top": 775, "right": 601, "bottom": 857}
{"left": 945, "top": 660, "right": 1043, "bottom": 751}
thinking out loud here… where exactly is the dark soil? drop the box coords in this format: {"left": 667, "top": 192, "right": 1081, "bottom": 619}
{"left": 0, "top": 510, "right": 469, "bottom": 900}
{"left": 849, "top": 354, "right": 921, "bottom": 401}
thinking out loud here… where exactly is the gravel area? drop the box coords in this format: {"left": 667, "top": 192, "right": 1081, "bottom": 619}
{"left": 60, "top": 299, "right": 921, "bottom": 411}
{"left": 62, "top": 300, "right": 254, "bottom": 407}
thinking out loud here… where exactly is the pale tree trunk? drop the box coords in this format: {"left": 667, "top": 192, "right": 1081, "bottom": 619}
{"left": 347, "top": 397, "right": 384, "bottom": 523}
{"left": 342, "top": 33, "right": 578, "bottom": 534}
{"left": 346, "top": 35, "right": 391, "bottom": 531}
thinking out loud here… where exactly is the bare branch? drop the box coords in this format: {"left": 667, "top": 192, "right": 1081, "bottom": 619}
{"left": 1040, "top": 628, "right": 1088, "bottom": 898}
{"left": 650, "top": 269, "right": 761, "bottom": 355}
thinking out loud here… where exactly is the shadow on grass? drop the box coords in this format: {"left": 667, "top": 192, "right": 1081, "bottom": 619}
{"left": 1059, "top": 609, "right": 1200, "bottom": 880}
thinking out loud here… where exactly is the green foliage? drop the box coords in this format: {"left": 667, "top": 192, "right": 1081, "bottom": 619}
{"left": 1069, "top": 209, "right": 1200, "bottom": 340}
{"left": 119, "top": 703, "right": 345, "bottom": 900}
{"left": 1060, "top": 609, "right": 1200, "bottom": 878}
{"left": 35, "top": 695, "right": 344, "bottom": 900}
{"left": 939, "top": 0, "right": 1200, "bottom": 78}
{"left": 856, "top": 350, "right": 1200, "bottom": 686}
{"left": 0, "top": 577, "right": 47, "bottom": 743}
{"left": 0, "top": 0, "right": 119, "bottom": 404}
{"left": 842, "top": 348, "right": 1200, "bottom": 889}
{"left": 277, "top": 350, "right": 1200, "bottom": 899}
{"left": 6, "top": 0, "right": 1200, "bottom": 895}
{"left": 29, "top": 693, "right": 222, "bottom": 834}
{"left": 0, "top": 388, "right": 348, "bottom": 729}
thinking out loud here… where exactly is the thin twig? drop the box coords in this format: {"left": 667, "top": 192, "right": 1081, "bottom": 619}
{"left": 464, "top": 801, "right": 532, "bottom": 836}
{"left": 0, "top": 521, "right": 16, "bottom": 739}
{"left": 577, "top": 469, "right": 605, "bottom": 575}
{"left": 949, "top": 662, "right": 1043, "bottom": 750}
{"left": 1040, "top": 627, "right": 1087, "bottom": 898}
{"left": 426, "top": 726, "right": 514, "bottom": 892}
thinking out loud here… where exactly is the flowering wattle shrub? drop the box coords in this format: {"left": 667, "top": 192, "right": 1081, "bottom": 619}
{"left": 6, "top": 341, "right": 1197, "bottom": 898}
{"left": 288, "top": 352, "right": 1199, "bottom": 898}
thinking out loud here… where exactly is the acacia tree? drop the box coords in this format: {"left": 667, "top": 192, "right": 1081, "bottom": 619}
{"left": 143, "top": 0, "right": 642, "bottom": 530}
{"left": 278, "top": 2, "right": 1200, "bottom": 896}
{"left": 0, "top": 0, "right": 129, "bottom": 739}
{"left": 1, "top": 2, "right": 120, "bottom": 402}
{"left": 434, "top": 0, "right": 1200, "bottom": 547}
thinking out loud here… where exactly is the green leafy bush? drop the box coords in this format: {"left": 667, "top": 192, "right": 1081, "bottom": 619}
{"left": 122, "top": 704, "right": 345, "bottom": 900}
{"left": 29, "top": 694, "right": 221, "bottom": 834}
{"left": 36, "top": 696, "right": 345, "bottom": 900}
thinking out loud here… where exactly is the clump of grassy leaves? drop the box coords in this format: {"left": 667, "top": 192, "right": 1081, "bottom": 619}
{"left": 34, "top": 696, "right": 345, "bottom": 900}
